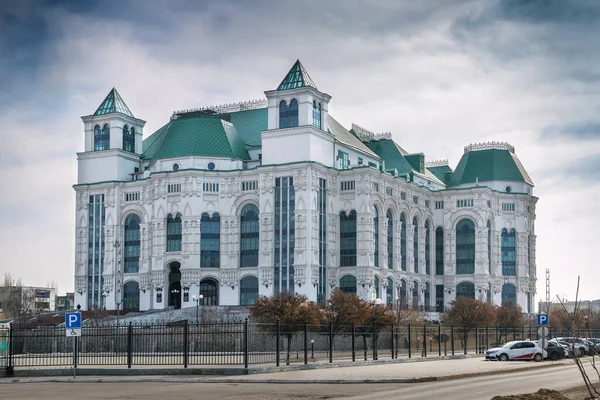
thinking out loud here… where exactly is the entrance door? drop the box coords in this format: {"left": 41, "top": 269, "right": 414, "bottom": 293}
{"left": 168, "top": 262, "right": 182, "bottom": 309}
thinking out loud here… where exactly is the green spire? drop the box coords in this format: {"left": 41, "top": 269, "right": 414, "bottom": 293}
{"left": 277, "top": 59, "right": 317, "bottom": 91}
{"left": 93, "top": 88, "right": 133, "bottom": 117}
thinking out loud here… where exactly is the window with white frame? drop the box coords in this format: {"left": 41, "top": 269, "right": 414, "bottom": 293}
{"left": 203, "top": 182, "right": 219, "bottom": 192}
{"left": 241, "top": 181, "right": 258, "bottom": 191}
{"left": 125, "top": 192, "right": 140, "bottom": 202}
{"left": 435, "top": 201, "right": 444, "bottom": 210}
{"left": 341, "top": 181, "right": 355, "bottom": 191}
{"left": 167, "top": 184, "right": 181, "bottom": 193}
{"left": 456, "top": 199, "right": 473, "bottom": 208}
{"left": 502, "top": 203, "right": 515, "bottom": 212}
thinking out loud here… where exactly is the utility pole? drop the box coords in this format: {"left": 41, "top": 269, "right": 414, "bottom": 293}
{"left": 545, "top": 269, "right": 550, "bottom": 313}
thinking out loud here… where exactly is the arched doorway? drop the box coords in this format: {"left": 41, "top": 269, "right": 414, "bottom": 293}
{"left": 199, "top": 278, "right": 218, "bottom": 305}
{"left": 168, "top": 262, "right": 182, "bottom": 309}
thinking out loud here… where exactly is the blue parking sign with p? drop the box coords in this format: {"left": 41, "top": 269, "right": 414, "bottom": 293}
{"left": 66, "top": 312, "right": 81, "bottom": 329}
{"left": 537, "top": 314, "right": 548, "bottom": 326}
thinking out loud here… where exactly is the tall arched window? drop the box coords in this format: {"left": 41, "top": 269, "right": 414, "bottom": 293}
{"left": 435, "top": 227, "right": 444, "bottom": 275}
{"left": 123, "top": 124, "right": 135, "bottom": 152}
{"left": 425, "top": 221, "right": 431, "bottom": 275}
{"left": 374, "top": 275, "right": 380, "bottom": 299}
{"left": 456, "top": 282, "right": 475, "bottom": 299}
{"left": 94, "top": 124, "right": 110, "bottom": 151}
{"left": 502, "top": 283, "right": 516, "bottom": 305}
{"left": 501, "top": 228, "right": 516, "bottom": 276}
{"left": 240, "top": 276, "right": 259, "bottom": 305}
{"left": 312, "top": 101, "right": 321, "bottom": 129}
{"left": 413, "top": 217, "right": 419, "bottom": 273}
{"left": 279, "top": 99, "right": 298, "bottom": 128}
{"left": 399, "top": 279, "right": 407, "bottom": 305}
{"left": 456, "top": 219, "right": 475, "bottom": 274}
{"left": 240, "top": 204, "right": 259, "bottom": 267}
{"left": 487, "top": 221, "right": 492, "bottom": 274}
{"left": 123, "top": 281, "right": 140, "bottom": 311}
{"left": 373, "top": 206, "right": 379, "bottom": 267}
{"left": 166, "top": 213, "right": 182, "bottom": 252}
{"left": 199, "top": 279, "right": 218, "bottom": 305}
{"left": 386, "top": 210, "right": 393, "bottom": 269}
{"left": 412, "top": 281, "right": 419, "bottom": 309}
{"left": 386, "top": 277, "right": 393, "bottom": 306}
{"left": 425, "top": 283, "right": 431, "bottom": 310}
{"left": 340, "top": 211, "right": 357, "bottom": 267}
{"left": 339, "top": 275, "right": 356, "bottom": 296}
{"left": 123, "top": 214, "right": 140, "bottom": 273}
{"left": 201, "top": 212, "right": 220, "bottom": 268}
{"left": 400, "top": 214, "right": 407, "bottom": 271}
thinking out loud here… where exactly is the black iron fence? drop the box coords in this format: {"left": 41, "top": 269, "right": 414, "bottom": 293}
{"left": 1, "top": 323, "right": 598, "bottom": 372}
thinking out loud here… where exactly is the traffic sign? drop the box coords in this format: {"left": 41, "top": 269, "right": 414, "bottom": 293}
{"left": 65, "top": 312, "right": 82, "bottom": 329}
{"left": 67, "top": 329, "right": 82, "bottom": 337}
{"left": 0, "top": 341, "right": 7, "bottom": 351}
{"left": 538, "top": 326, "right": 549, "bottom": 337}
{"left": 537, "top": 314, "right": 549, "bottom": 326}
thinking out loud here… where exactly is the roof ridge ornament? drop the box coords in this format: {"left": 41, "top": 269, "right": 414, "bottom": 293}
{"left": 425, "top": 159, "right": 449, "bottom": 167}
{"left": 171, "top": 98, "right": 268, "bottom": 120}
{"left": 351, "top": 123, "right": 391, "bottom": 141}
{"left": 464, "top": 141, "right": 515, "bottom": 154}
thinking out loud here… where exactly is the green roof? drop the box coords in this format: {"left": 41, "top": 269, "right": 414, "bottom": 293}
{"left": 227, "top": 107, "right": 267, "bottom": 147}
{"left": 448, "top": 148, "right": 534, "bottom": 187}
{"left": 93, "top": 88, "right": 133, "bottom": 117}
{"left": 142, "top": 115, "right": 250, "bottom": 162}
{"left": 365, "top": 139, "right": 414, "bottom": 176}
{"left": 327, "top": 115, "right": 379, "bottom": 159}
{"left": 277, "top": 60, "right": 317, "bottom": 91}
{"left": 427, "top": 165, "right": 453, "bottom": 183}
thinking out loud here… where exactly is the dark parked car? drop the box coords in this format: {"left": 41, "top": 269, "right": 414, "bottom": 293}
{"left": 545, "top": 341, "right": 566, "bottom": 360}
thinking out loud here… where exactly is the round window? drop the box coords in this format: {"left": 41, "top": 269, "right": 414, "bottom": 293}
{"left": 173, "top": 163, "right": 180, "bottom": 171}
{"left": 207, "top": 162, "right": 216, "bottom": 171}
{"left": 505, "top": 186, "right": 512, "bottom": 193}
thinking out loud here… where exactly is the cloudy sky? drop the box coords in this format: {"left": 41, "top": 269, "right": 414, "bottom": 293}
{"left": 1, "top": 0, "right": 598, "bottom": 303}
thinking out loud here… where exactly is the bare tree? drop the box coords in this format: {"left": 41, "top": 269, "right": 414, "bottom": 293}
{"left": 1, "top": 273, "right": 23, "bottom": 319}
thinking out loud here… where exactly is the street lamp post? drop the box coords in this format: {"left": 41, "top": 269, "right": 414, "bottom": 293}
{"left": 192, "top": 294, "right": 204, "bottom": 326}
{"left": 113, "top": 240, "right": 122, "bottom": 327}
{"left": 310, "top": 339, "right": 315, "bottom": 361}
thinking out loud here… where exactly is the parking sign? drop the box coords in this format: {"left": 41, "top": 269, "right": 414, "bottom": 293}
{"left": 65, "top": 312, "right": 82, "bottom": 337}
{"left": 537, "top": 314, "right": 548, "bottom": 326}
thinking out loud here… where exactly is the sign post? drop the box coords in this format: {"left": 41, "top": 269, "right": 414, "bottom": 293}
{"left": 65, "top": 312, "right": 82, "bottom": 378}
{"left": 537, "top": 314, "right": 549, "bottom": 363}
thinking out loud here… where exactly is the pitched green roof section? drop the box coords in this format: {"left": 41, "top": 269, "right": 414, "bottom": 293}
{"left": 93, "top": 88, "right": 133, "bottom": 117}
{"left": 277, "top": 59, "right": 317, "bottom": 91}
{"left": 228, "top": 107, "right": 267, "bottom": 147}
{"left": 327, "top": 115, "right": 379, "bottom": 159}
{"left": 365, "top": 139, "right": 414, "bottom": 176}
{"left": 427, "top": 164, "right": 454, "bottom": 183}
{"left": 448, "top": 143, "right": 534, "bottom": 187}
{"left": 142, "top": 115, "right": 250, "bottom": 162}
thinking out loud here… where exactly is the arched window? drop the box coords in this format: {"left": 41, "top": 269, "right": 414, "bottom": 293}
{"left": 122, "top": 124, "right": 135, "bottom": 152}
{"left": 456, "top": 219, "right": 475, "bottom": 274}
{"left": 456, "top": 282, "right": 475, "bottom": 299}
{"left": 413, "top": 217, "right": 419, "bottom": 273}
{"left": 435, "top": 227, "right": 444, "bottom": 275}
{"left": 501, "top": 228, "right": 516, "bottom": 276}
{"left": 123, "top": 214, "right": 140, "bottom": 273}
{"left": 386, "top": 277, "right": 393, "bottom": 306}
{"left": 374, "top": 275, "right": 380, "bottom": 299}
{"left": 386, "top": 210, "right": 393, "bottom": 269}
{"left": 199, "top": 278, "right": 218, "bottom": 305}
{"left": 373, "top": 206, "right": 379, "bottom": 267}
{"left": 399, "top": 279, "right": 407, "bottom": 305}
{"left": 240, "top": 204, "right": 259, "bottom": 267}
{"left": 400, "top": 214, "right": 407, "bottom": 271}
{"left": 166, "top": 213, "right": 182, "bottom": 252}
{"left": 279, "top": 99, "right": 299, "bottom": 128}
{"left": 340, "top": 210, "right": 357, "bottom": 267}
{"left": 94, "top": 124, "right": 110, "bottom": 151}
{"left": 240, "top": 276, "right": 259, "bottom": 305}
{"left": 412, "top": 281, "right": 419, "bottom": 309}
{"left": 201, "top": 213, "right": 220, "bottom": 268}
{"left": 425, "top": 283, "right": 431, "bottom": 310}
{"left": 123, "top": 281, "right": 140, "bottom": 311}
{"left": 425, "top": 221, "right": 431, "bottom": 275}
{"left": 501, "top": 283, "right": 516, "bottom": 305}
{"left": 339, "top": 275, "right": 356, "bottom": 296}
{"left": 312, "top": 101, "right": 322, "bottom": 129}
{"left": 487, "top": 221, "right": 492, "bottom": 274}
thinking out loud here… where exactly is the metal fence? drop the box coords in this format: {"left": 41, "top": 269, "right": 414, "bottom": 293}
{"left": 2, "top": 323, "right": 599, "bottom": 372}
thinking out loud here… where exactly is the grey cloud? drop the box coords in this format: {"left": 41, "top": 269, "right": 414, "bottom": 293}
{"left": 543, "top": 123, "right": 600, "bottom": 140}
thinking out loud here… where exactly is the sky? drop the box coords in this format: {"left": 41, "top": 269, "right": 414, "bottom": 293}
{"left": 0, "top": 0, "right": 598, "bottom": 303}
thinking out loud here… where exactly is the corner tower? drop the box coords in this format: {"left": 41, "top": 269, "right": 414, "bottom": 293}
{"left": 77, "top": 88, "right": 146, "bottom": 184}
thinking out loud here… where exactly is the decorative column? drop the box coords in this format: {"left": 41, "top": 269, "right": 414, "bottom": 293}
{"left": 406, "top": 221, "right": 415, "bottom": 274}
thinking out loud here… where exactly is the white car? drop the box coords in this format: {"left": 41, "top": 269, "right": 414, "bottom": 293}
{"left": 485, "top": 340, "right": 546, "bottom": 362}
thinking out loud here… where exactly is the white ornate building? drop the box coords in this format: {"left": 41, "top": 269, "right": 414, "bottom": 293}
{"left": 73, "top": 60, "right": 537, "bottom": 317}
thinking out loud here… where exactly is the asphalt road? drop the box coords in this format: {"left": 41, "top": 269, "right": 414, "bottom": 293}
{"left": 0, "top": 364, "right": 595, "bottom": 400}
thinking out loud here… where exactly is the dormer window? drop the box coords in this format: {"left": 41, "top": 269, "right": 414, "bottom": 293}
{"left": 123, "top": 125, "right": 135, "bottom": 152}
{"left": 94, "top": 123, "right": 110, "bottom": 151}
{"left": 279, "top": 99, "right": 298, "bottom": 128}
{"left": 312, "top": 100, "right": 322, "bottom": 129}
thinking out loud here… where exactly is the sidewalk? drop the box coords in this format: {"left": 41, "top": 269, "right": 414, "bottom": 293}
{"left": 0, "top": 357, "right": 572, "bottom": 384}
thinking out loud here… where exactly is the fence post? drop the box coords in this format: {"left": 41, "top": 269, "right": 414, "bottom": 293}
{"left": 127, "top": 323, "right": 133, "bottom": 369}
{"left": 329, "top": 323, "right": 333, "bottom": 363}
{"left": 182, "top": 323, "right": 188, "bottom": 369}
{"left": 529, "top": 325, "right": 532, "bottom": 340}
{"left": 303, "top": 323, "right": 308, "bottom": 365}
{"left": 475, "top": 326, "right": 478, "bottom": 354}
{"left": 6, "top": 326, "right": 14, "bottom": 376}
{"left": 276, "top": 319, "right": 280, "bottom": 367}
{"left": 372, "top": 322, "right": 377, "bottom": 361}
{"left": 451, "top": 325, "right": 455, "bottom": 356}
{"left": 485, "top": 326, "right": 489, "bottom": 352}
{"left": 391, "top": 325, "right": 395, "bottom": 359}
{"left": 463, "top": 326, "right": 467, "bottom": 355}
{"left": 438, "top": 324, "right": 441, "bottom": 357}
{"left": 243, "top": 319, "right": 249, "bottom": 369}
{"left": 351, "top": 325, "right": 356, "bottom": 362}
{"left": 408, "top": 324, "right": 412, "bottom": 359}
{"left": 423, "top": 324, "right": 427, "bottom": 357}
